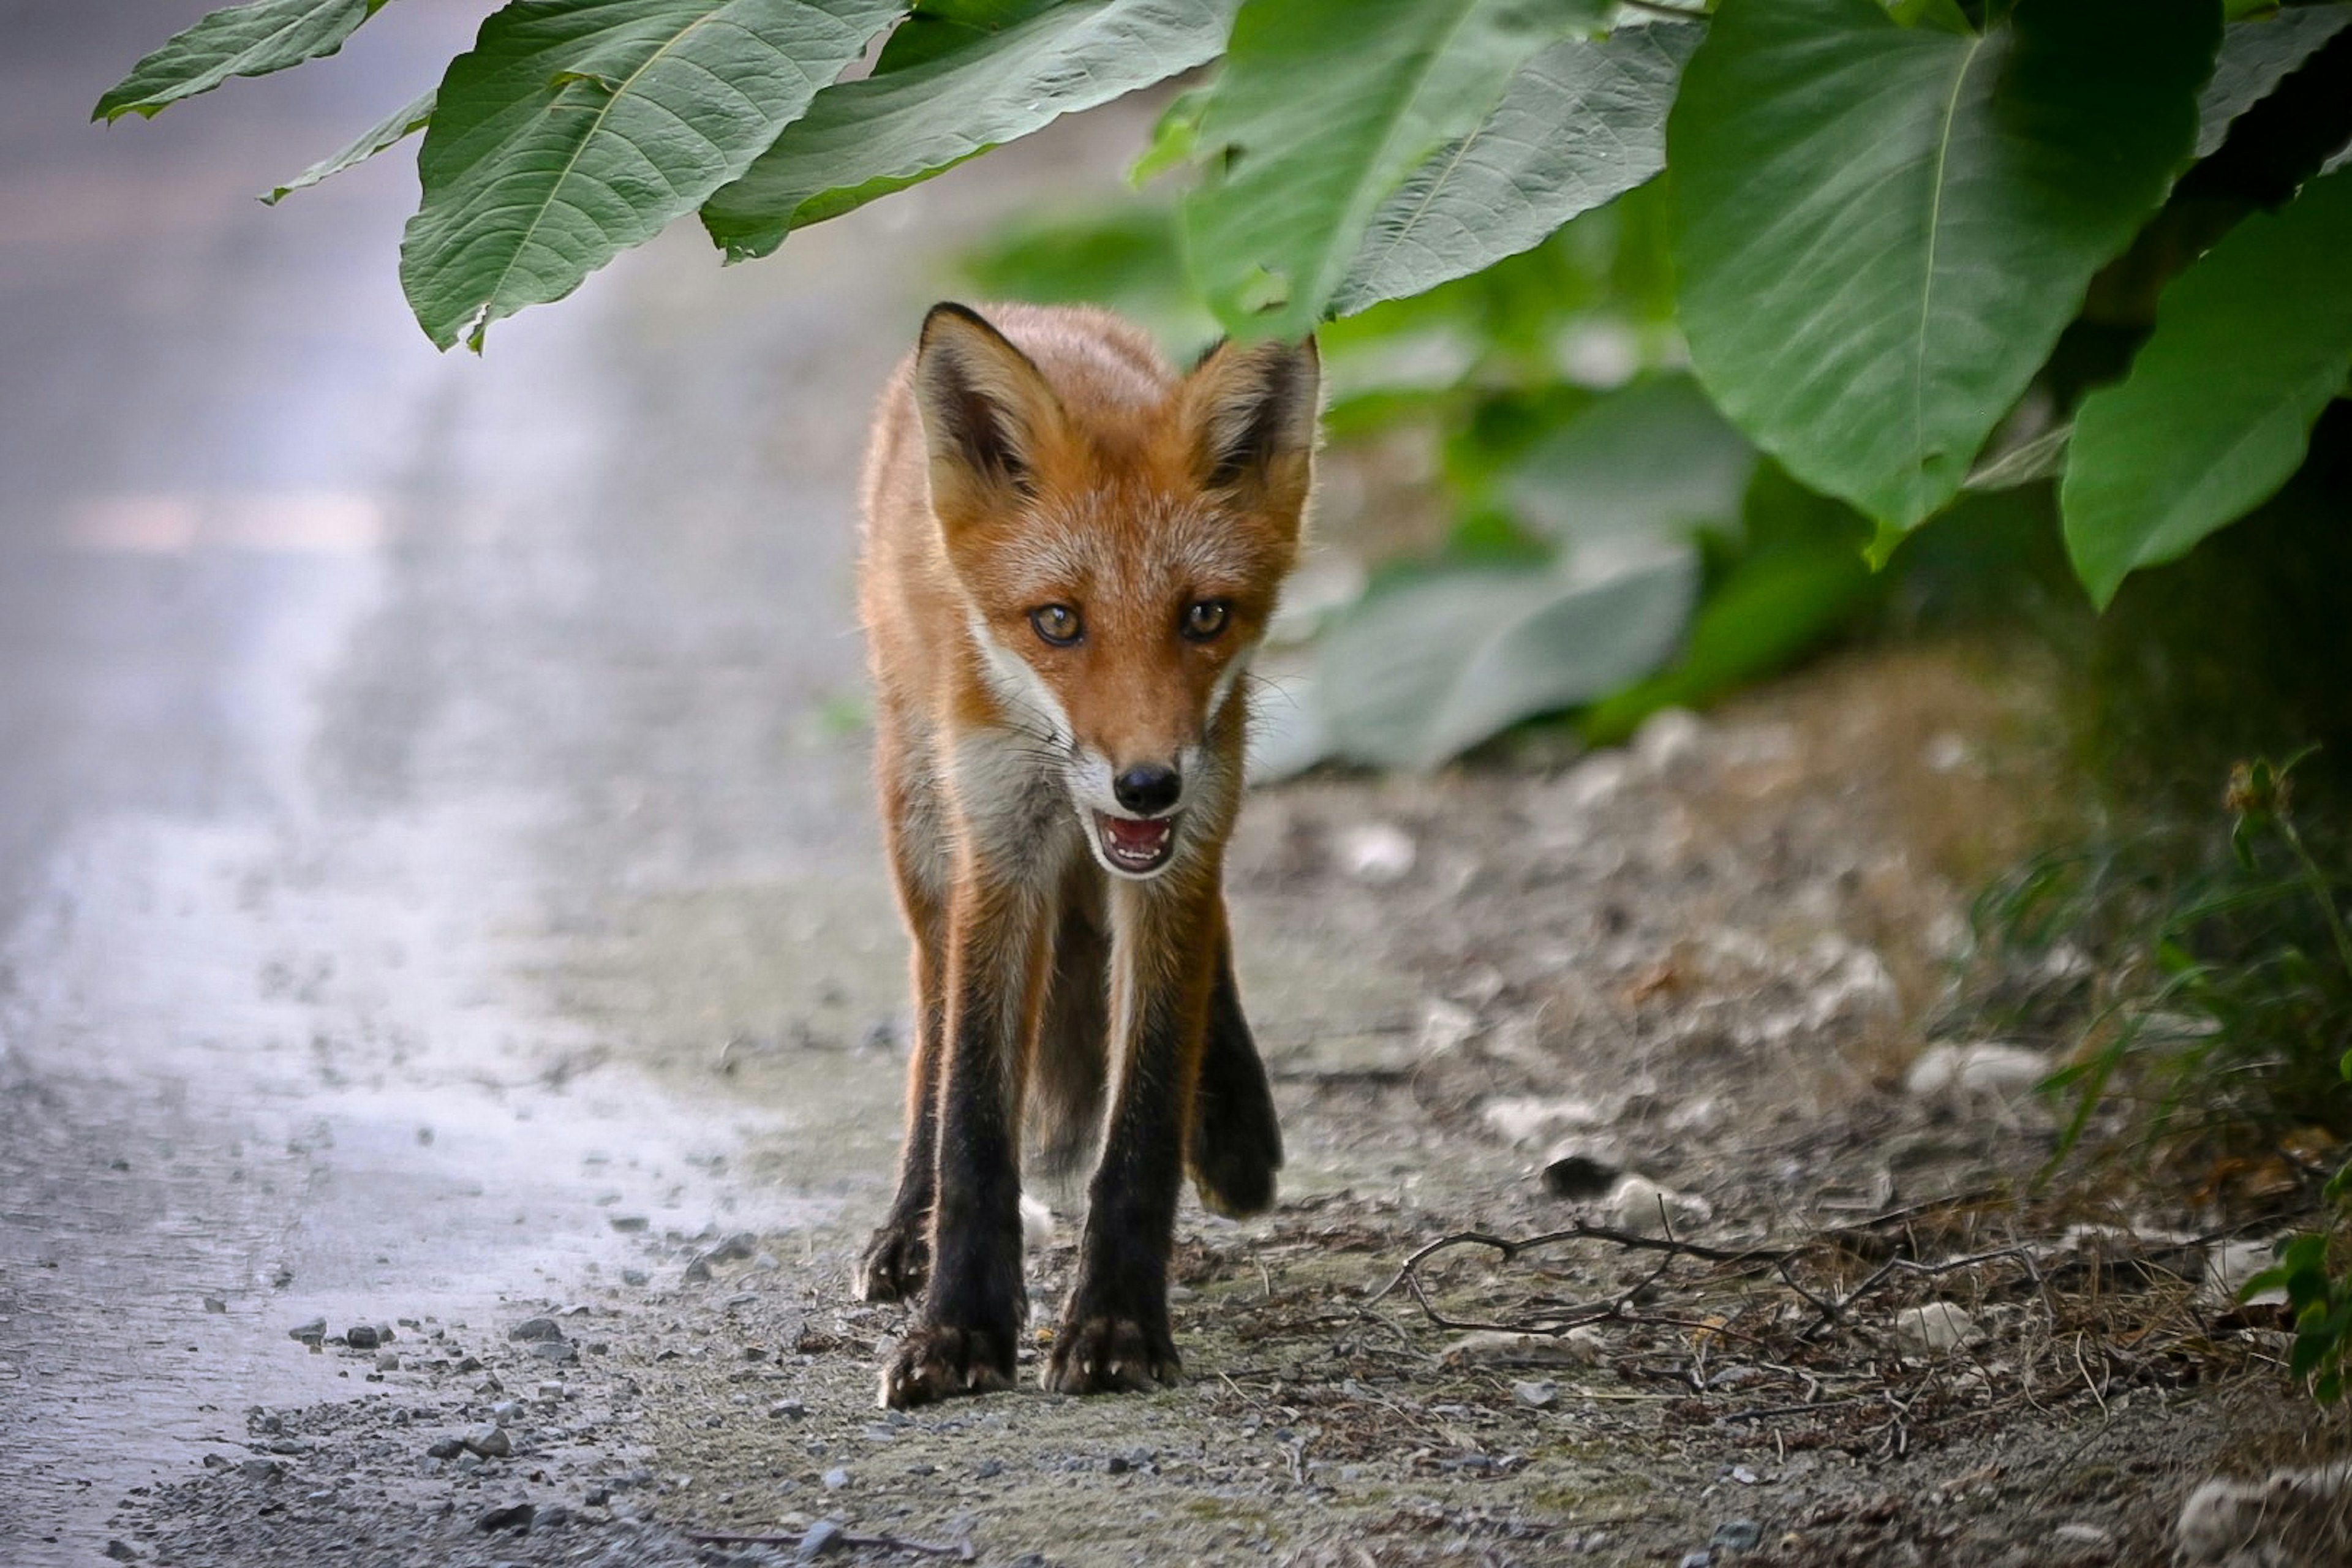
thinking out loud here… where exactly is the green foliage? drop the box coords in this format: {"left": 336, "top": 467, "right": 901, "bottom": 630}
{"left": 94, "top": 0, "right": 390, "bottom": 123}
{"left": 402, "top": 0, "right": 902, "bottom": 351}
{"left": 261, "top": 88, "right": 433, "bottom": 206}
{"left": 703, "top": 0, "right": 1238, "bottom": 262}
{"left": 2062, "top": 169, "right": 2352, "bottom": 606}
{"left": 96, "top": 0, "right": 2352, "bottom": 730}
{"left": 1668, "top": 0, "right": 2215, "bottom": 540}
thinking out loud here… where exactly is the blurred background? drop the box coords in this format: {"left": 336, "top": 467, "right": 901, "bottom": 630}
{"left": 4, "top": 2, "right": 2350, "bottom": 1563}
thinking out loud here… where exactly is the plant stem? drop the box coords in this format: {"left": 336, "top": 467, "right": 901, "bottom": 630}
{"left": 2277, "top": 815, "right": 2352, "bottom": 990}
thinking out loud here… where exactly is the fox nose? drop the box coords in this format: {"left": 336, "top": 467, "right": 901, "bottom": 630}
{"left": 1112, "top": 764, "right": 1182, "bottom": 816}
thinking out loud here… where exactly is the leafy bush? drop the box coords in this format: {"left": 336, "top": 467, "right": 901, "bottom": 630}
{"left": 97, "top": 0, "right": 2352, "bottom": 764}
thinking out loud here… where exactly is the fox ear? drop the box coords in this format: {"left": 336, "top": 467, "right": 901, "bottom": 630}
{"left": 913, "top": 303, "right": 1060, "bottom": 511}
{"left": 1185, "top": 336, "right": 1319, "bottom": 500}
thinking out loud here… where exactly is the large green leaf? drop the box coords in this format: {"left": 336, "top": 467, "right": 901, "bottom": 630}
{"left": 1313, "top": 548, "right": 1697, "bottom": 769}
{"left": 94, "top": 0, "right": 390, "bottom": 122}
{"left": 2196, "top": 4, "right": 2352, "bottom": 160}
{"left": 1183, "top": 0, "right": 1600, "bottom": 341}
{"left": 1670, "top": 0, "right": 2217, "bottom": 537}
{"left": 262, "top": 89, "right": 434, "bottom": 205}
{"left": 402, "top": 0, "right": 903, "bottom": 351}
{"left": 2062, "top": 168, "right": 2352, "bottom": 608}
{"left": 1502, "top": 374, "right": 1752, "bottom": 551}
{"left": 871, "top": 0, "right": 1060, "bottom": 71}
{"left": 702, "top": 0, "right": 1237, "bottom": 262}
{"left": 1332, "top": 22, "right": 1697, "bottom": 318}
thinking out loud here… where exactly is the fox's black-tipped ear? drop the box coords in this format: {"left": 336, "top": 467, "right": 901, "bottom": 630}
{"left": 913, "top": 303, "right": 1061, "bottom": 508}
{"left": 1185, "top": 335, "right": 1319, "bottom": 497}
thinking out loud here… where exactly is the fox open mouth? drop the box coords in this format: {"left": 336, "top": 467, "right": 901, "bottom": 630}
{"left": 1092, "top": 810, "right": 1178, "bottom": 875}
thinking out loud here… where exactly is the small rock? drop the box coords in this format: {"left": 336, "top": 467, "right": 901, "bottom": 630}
{"left": 752, "top": 1251, "right": 782, "bottom": 1272}
{"left": 821, "top": 1466, "right": 851, "bottom": 1491}
{"left": 202, "top": 1453, "right": 233, "bottom": 1471}
{"left": 708, "top": 1231, "right": 760, "bottom": 1264}
{"left": 537, "top": 1502, "right": 572, "bottom": 1529}
{"left": 375, "top": 1351, "right": 400, "bottom": 1372}
{"left": 509, "top": 1317, "right": 562, "bottom": 1342}
{"left": 1540, "top": 1140, "right": 1623, "bottom": 1200}
{"left": 2052, "top": 1523, "right": 2110, "bottom": 1545}
{"left": 462, "top": 1423, "right": 511, "bottom": 1459}
{"left": 1512, "top": 1379, "right": 1558, "bottom": 1410}
{"left": 1106, "top": 1453, "right": 1130, "bottom": 1474}
{"left": 974, "top": 1458, "right": 1005, "bottom": 1480}
{"left": 1634, "top": 707, "right": 1706, "bottom": 774}
{"left": 2179, "top": 1460, "right": 2352, "bottom": 1567}
{"left": 104, "top": 1539, "right": 140, "bottom": 1561}
{"left": 1904, "top": 1041, "right": 2048, "bottom": 1101}
{"left": 1679, "top": 1553, "right": 1712, "bottom": 1568}
{"left": 620, "top": 1268, "right": 649, "bottom": 1287}
{"left": 1893, "top": 1302, "right": 1977, "bottom": 1354}
{"left": 769, "top": 1400, "right": 807, "bottom": 1420}
{"left": 426, "top": 1438, "right": 464, "bottom": 1460}
{"left": 346, "top": 1324, "right": 382, "bottom": 1351}
{"left": 287, "top": 1317, "right": 326, "bottom": 1344}
{"left": 607, "top": 1213, "right": 648, "bottom": 1232}
{"left": 492, "top": 1400, "right": 522, "bottom": 1422}
{"left": 1606, "top": 1175, "right": 1709, "bottom": 1236}
{"left": 530, "top": 1339, "right": 578, "bottom": 1364}
{"left": 681, "top": 1256, "right": 713, "bottom": 1284}
{"left": 797, "top": 1520, "right": 848, "bottom": 1561}
{"left": 1711, "top": 1518, "right": 1762, "bottom": 1551}
{"left": 477, "top": 1501, "right": 535, "bottom": 1534}
{"left": 1336, "top": 822, "right": 1415, "bottom": 884}
{"left": 239, "top": 1458, "right": 287, "bottom": 1482}
{"left": 1728, "top": 1465, "right": 1758, "bottom": 1485}
{"left": 202, "top": 1296, "right": 227, "bottom": 1314}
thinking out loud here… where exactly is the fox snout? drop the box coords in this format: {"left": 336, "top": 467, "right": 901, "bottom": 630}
{"left": 1111, "top": 763, "right": 1182, "bottom": 817}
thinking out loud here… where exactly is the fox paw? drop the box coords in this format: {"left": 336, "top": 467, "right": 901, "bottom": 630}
{"left": 878, "top": 1322, "right": 1015, "bottom": 1409}
{"left": 854, "top": 1221, "right": 930, "bottom": 1303}
{"left": 1042, "top": 1313, "right": 1181, "bottom": 1395}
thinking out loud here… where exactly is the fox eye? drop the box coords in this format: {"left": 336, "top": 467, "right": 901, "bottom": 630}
{"left": 1182, "top": 599, "right": 1230, "bottom": 641}
{"left": 1030, "top": 603, "right": 1083, "bottom": 646}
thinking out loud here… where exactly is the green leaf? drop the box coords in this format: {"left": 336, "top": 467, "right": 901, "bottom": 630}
{"left": 2196, "top": 4, "right": 2352, "bottom": 160}
{"left": 871, "top": 0, "right": 1060, "bottom": 72}
{"left": 1312, "top": 548, "right": 1697, "bottom": 769}
{"left": 1669, "top": 0, "right": 2217, "bottom": 535}
{"left": 261, "top": 88, "right": 434, "bottom": 205}
{"left": 2062, "top": 168, "right": 2352, "bottom": 606}
{"left": 94, "top": 0, "right": 388, "bottom": 122}
{"left": 402, "top": 0, "right": 904, "bottom": 352}
{"left": 703, "top": 0, "right": 1237, "bottom": 261}
{"left": 1501, "top": 374, "right": 1753, "bottom": 550}
{"left": 1183, "top": 0, "right": 1601, "bottom": 341}
{"left": 1330, "top": 23, "right": 1698, "bottom": 318}
{"left": 1962, "top": 422, "right": 2071, "bottom": 492}
{"left": 1131, "top": 85, "right": 1212, "bottom": 188}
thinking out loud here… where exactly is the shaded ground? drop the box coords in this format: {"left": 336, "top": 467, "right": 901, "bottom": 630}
{"left": 1, "top": 8, "right": 2339, "bottom": 1567}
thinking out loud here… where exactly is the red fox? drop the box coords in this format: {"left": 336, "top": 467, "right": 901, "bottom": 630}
{"left": 853, "top": 301, "right": 1317, "bottom": 1406}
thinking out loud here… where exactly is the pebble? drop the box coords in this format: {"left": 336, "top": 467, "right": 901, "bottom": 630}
{"left": 2054, "top": 1523, "right": 2111, "bottom": 1545}
{"left": 463, "top": 1423, "right": 512, "bottom": 1459}
{"left": 769, "top": 1399, "right": 807, "bottom": 1420}
{"left": 621, "top": 1268, "right": 650, "bottom": 1286}
{"left": 1336, "top": 821, "right": 1416, "bottom": 884}
{"left": 375, "top": 1351, "right": 399, "bottom": 1372}
{"left": 509, "top": 1317, "right": 562, "bottom": 1342}
{"left": 239, "top": 1458, "right": 286, "bottom": 1482}
{"left": 681, "top": 1256, "right": 714, "bottom": 1284}
{"left": 477, "top": 1501, "right": 535, "bottom": 1534}
{"left": 1894, "top": 1302, "right": 1977, "bottom": 1354}
{"left": 1904, "top": 1041, "right": 2048, "bottom": 1100}
{"left": 821, "top": 1466, "right": 851, "bottom": 1491}
{"left": 287, "top": 1317, "right": 326, "bottom": 1344}
{"left": 427, "top": 1438, "right": 464, "bottom": 1460}
{"left": 708, "top": 1231, "right": 760, "bottom": 1263}
{"left": 492, "top": 1401, "right": 522, "bottom": 1422}
{"left": 1606, "top": 1174, "right": 1709, "bottom": 1236}
{"left": 797, "top": 1519, "right": 847, "bottom": 1561}
{"left": 345, "top": 1324, "right": 383, "bottom": 1351}
{"left": 202, "top": 1296, "right": 227, "bottom": 1314}
{"left": 607, "top": 1214, "right": 649, "bottom": 1233}
{"left": 1512, "top": 1380, "right": 1559, "bottom": 1410}
{"left": 1712, "top": 1519, "right": 1762, "bottom": 1551}
{"left": 104, "top": 1540, "right": 140, "bottom": 1561}
{"left": 974, "top": 1458, "right": 1005, "bottom": 1479}
{"left": 530, "top": 1339, "right": 579, "bottom": 1363}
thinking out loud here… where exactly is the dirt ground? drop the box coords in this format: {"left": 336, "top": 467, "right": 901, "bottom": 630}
{"left": 94, "top": 646, "right": 2343, "bottom": 1568}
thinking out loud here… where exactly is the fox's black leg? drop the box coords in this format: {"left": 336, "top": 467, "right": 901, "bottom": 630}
{"left": 1188, "top": 916, "right": 1282, "bottom": 1217}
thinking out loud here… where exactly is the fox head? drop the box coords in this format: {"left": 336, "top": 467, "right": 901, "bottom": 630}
{"left": 913, "top": 302, "right": 1318, "bottom": 881}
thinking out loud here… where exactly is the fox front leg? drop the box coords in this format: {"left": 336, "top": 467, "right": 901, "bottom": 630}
{"left": 878, "top": 878, "right": 1050, "bottom": 1409}
{"left": 1042, "top": 877, "right": 1218, "bottom": 1395}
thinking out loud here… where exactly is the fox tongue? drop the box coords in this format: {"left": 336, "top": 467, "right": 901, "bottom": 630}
{"left": 1104, "top": 815, "right": 1172, "bottom": 856}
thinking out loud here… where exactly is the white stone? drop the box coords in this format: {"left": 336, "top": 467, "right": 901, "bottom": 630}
{"left": 1904, "top": 1042, "right": 2049, "bottom": 1100}
{"left": 1605, "top": 1175, "right": 1710, "bottom": 1237}
{"left": 1336, "top": 821, "right": 1415, "bottom": 884}
{"left": 2199, "top": 1238, "right": 2288, "bottom": 1311}
{"left": 1634, "top": 707, "right": 1708, "bottom": 774}
{"left": 1893, "top": 1302, "right": 1977, "bottom": 1354}
{"left": 2179, "top": 1460, "right": 2352, "bottom": 1567}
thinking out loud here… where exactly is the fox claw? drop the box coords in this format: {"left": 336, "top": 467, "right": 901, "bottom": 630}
{"left": 854, "top": 1221, "right": 930, "bottom": 1303}
{"left": 1042, "top": 1314, "right": 1181, "bottom": 1395}
{"left": 879, "top": 1322, "right": 1014, "bottom": 1409}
